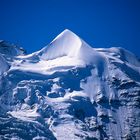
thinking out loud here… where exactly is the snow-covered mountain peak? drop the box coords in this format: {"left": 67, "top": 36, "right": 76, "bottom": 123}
{"left": 0, "top": 31, "right": 140, "bottom": 140}
{"left": 51, "top": 29, "right": 80, "bottom": 44}
{"left": 39, "top": 29, "right": 95, "bottom": 61}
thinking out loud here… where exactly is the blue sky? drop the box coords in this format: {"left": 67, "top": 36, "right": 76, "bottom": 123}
{"left": 0, "top": 0, "right": 140, "bottom": 57}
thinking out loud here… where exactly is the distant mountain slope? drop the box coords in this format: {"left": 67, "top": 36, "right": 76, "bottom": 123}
{"left": 0, "top": 30, "right": 140, "bottom": 140}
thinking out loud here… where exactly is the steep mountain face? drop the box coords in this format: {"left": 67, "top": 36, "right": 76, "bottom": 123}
{"left": 0, "top": 40, "right": 25, "bottom": 57}
{"left": 0, "top": 30, "right": 140, "bottom": 140}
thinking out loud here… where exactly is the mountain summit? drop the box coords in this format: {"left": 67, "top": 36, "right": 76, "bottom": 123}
{"left": 0, "top": 29, "right": 140, "bottom": 140}
{"left": 39, "top": 29, "right": 99, "bottom": 65}
{"left": 40, "top": 29, "right": 89, "bottom": 59}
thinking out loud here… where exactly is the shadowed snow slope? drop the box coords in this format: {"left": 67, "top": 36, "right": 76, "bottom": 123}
{"left": 0, "top": 40, "right": 25, "bottom": 56}
{"left": 0, "top": 29, "right": 140, "bottom": 140}
{"left": 0, "top": 54, "right": 9, "bottom": 75}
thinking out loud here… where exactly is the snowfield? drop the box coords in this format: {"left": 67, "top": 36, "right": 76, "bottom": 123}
{"left": 0, "top": 29, "right": 140, "bottom": 140}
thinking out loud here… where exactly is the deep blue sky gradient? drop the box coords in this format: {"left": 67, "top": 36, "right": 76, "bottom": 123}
{"left": 0, "top": 0, "right": 140, "bottom": 56}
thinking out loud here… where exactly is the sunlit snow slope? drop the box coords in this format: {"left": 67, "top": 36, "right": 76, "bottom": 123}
{"left": 0, "top": 30, "right": 140, "bottom": 140}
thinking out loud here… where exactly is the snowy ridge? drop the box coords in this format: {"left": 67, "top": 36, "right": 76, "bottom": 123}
{"left": 40, "top": 29, "right": 83, "bottom": 60}
{"left": 0, "top": 29, "right": 140, "bottom": 140}
{"left": 39, "top": 29, "right": 103, "bottom": 65}
{"left": 0, "top": 40, "right": 25, "bottom": 57}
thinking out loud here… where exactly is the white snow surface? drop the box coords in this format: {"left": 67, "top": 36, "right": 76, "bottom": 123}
{"left": 39, "top": 29, "right": 105, "bottom": 65}
{"left": 0, "top": 29, "right": 140, "bottom": 140}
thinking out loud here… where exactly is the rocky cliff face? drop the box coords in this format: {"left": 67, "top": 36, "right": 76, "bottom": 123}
{"left": 0, "top": 30, "right": 140, "bottom": 140}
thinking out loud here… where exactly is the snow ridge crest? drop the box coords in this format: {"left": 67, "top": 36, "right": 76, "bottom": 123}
{"left": 40, "top": 29, "right": 92, "bottom": 60}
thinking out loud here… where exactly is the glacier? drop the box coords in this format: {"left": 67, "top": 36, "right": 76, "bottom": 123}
{"left": 0, "top": 29, "right": 140, "bottom": 140}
